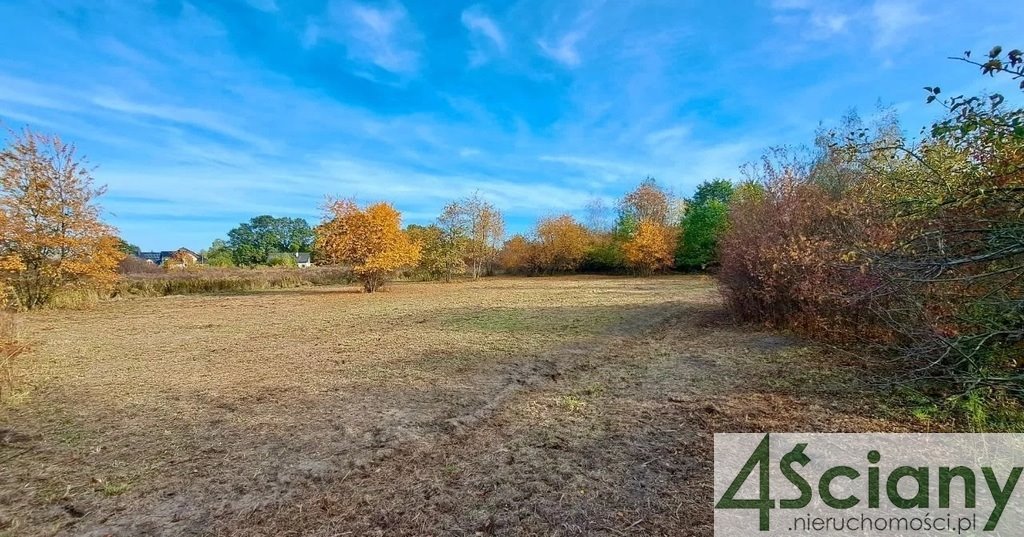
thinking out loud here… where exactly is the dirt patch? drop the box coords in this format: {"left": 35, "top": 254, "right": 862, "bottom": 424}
{"left": 0, "top": 275, "right": 918, "bottom": 536}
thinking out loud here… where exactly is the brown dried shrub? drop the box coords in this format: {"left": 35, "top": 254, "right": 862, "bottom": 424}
{"left": 717, "top": 149, "right": 881, "bottom": 342}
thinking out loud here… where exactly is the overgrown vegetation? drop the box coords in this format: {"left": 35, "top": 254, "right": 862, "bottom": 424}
{"left": 0, "top": 311, "right": 24, "bottom": 400}
{"left": 718, "top": 46, "right": 1024, "bottom": 427}
{"left": 113, "top": 267, "right": 353, "bottom": 297}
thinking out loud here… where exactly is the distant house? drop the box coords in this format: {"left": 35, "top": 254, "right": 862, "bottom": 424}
{"left": 138, "top": 248, "right": 202, "bottom": 267}
{"left": 267, "top": 252, "right": 313, "bottom": 268}
{"left": 138, "top": 252, "right": 162, "bottom": 265}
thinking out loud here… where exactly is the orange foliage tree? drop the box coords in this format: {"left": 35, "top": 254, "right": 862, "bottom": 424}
{"left": 497, "top": 217, "right": 590, "bottom": 275}
{"left": 623, "top": 220, "right": 677, "bottom": 275}
{"left": 533, "top": 215, "right": 590, "bottom": 273}
{"left": 497, "top": 234, "right": 535, "bottom": 275}
{"left": 314, "top": 199, "right": 421, "bottom": 292}
{"left": 0, "top": 129, "right": 123, "bottom": 309}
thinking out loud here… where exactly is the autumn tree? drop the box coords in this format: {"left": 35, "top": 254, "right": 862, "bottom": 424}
{"left": 624, "top": 220, "right": 677, "bottom": 275}
{"left": 315, "top": 199, "right": 420, "bottom": 292}
{"left": 619, "top": 177, "right": 672, "bottom": 226}
{"left": 498, "top": 234, "right": 537, "bottom": 275}
{"left": 835, "top": 47, "right": 1024, "bottom": 398}
{"left": 406, "top": 224, "right": 462, "bottom": 280}
{"left": 716, "top": 46, "right": 1024, "bottom": 415}
{"left": 436, "top": 202, "right": 470, "bottom": 281}
{"left": 534, "top": 215, "right": 590, "bottom": 273}
{"left": 609, "top": 177, "right": 681, "bottom": 275}
{"left": 0, "top": 129, "right": 123, "bottom": 309}
{"left": 470, "top": 199, "right": 505, "bottom": 277}
{"left": 437, "top": 193, "right": 505, "bottom": 279}
{"left": 718, "top": 147, "right": 851, "bottom": 331}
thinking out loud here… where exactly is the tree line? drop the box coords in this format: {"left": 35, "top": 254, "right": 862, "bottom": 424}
{"left": 0, "top": 119, "right": 751, "bottom": 305}
{"left": 179, "top": 174, "right": 737, "bottom": 292}
{"left": 307, "top": 174, "right": 745, "bottom": 291}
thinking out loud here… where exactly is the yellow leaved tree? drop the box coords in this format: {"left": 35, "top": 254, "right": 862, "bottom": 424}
{"left": 624, "top": 220, "right": 677, "bottom": 275}
{"left": 315, "top": 199, "right": 421, "bottom": 292}
{"left": 0, "top": 129, "right": 123, "bottom": 309}
{"left": 533, "top": 215, "right": 590, "bottom": 273}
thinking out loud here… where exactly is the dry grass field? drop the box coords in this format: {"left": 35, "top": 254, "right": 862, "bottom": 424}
{"left": 0, "top": 276, "right": 923, "bottom": 536}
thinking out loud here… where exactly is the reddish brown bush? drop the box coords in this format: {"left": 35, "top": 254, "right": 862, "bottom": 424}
{"left": 719, "top": 48, "right": 1024, "bottom": 411}
{"left": 717, "top": 150, "right": 880, "bottom": 341}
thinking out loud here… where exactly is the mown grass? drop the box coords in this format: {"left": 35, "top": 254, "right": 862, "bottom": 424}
{"left": 0, "top": 276, "right": 939, "bottom": 536}
{"left": 441, "top": 307, "right": 620, "bottom": 336}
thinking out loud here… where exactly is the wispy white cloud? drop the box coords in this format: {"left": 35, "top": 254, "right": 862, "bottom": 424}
{"left": 644, "top": 125, "right": 691, "bottom": 149}
{"left": 770, "top": 0, "right": 852, "bottom": 40}
{"left": 89, "top": 94, "right": 275, "bottom": 151}
{"left": 2, "top": 0, "right": 1012, "bottom": 251}
{"left": 539, "top": 155, "right": 643, "bottom": 176}
{"left": 871, "top": 0, "right": 927, "bottom": 49}
{"left": 538, "top": 31, "right": 585, "bottom": 68}
{"left": 810, "top": 12, "right": 849, "bottom": 35}
{"left": 304, "top": 0, "right": 421, "bottom": 75}
{"left": 461, "top": 8, "right": 505, "bottom": 51}
{"left": 770, "top": 0, "right": 809, "bottom": 8}
{"left": 0, "top": 74, "right": 81, "bottom": 112}
{"left": 461, "top": 6, "right": 506, "bottom": 67}
{"left": 312, "top": 156, "right": 593, "bottom": 214}
{"left": 342, "top": 1, "right": 420, "bottom": 74}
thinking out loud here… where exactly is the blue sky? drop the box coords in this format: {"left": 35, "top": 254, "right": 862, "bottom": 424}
{"left": 0, "top": 1, "right": 1020, "bottom": 250}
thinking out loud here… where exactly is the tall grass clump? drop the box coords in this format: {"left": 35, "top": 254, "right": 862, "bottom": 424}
{"left": 0, "top": 311, "right": 25, "bottom": 400}
{"left": 113, "top": 267, "right": 353, "bottom": 298}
